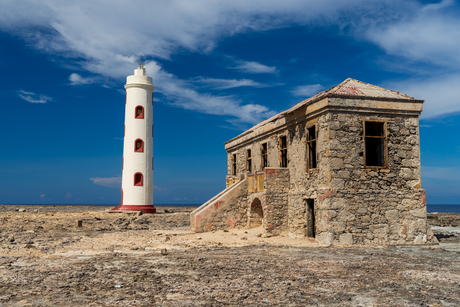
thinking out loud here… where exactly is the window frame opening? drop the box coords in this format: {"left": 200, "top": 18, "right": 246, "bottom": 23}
{"left": 232, "top": 153, "right": 237, "bottom": 176}
{"left": 135, "top": 105, "right": 145, "bottom": 119}
{"left": 306, "top": 125, "right": 317, "bottom": 170}
{"left": 134, "top": 172, "right": 143, "bottom": 186}
{"left": 279, "top": 135, "right": 288, "bottom": 168}
{"left": 363, "top": 120, "right": 388, "bottom": 168}
{"left": 246, "top": 149, "right": 252, "bottom": 173}
{"left": 134, "top": 139, "right": 144, "bottom": 152}
{"left": 261, "top": 143, "right": 268, "bottom": 169}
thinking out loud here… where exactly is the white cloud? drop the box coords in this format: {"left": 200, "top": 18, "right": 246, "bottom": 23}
{"left": 422, "top": 166, "right": 460, "bottom": 181}
{"left": 291, "top": 84, "right": 323, "bottom": 97}
{"left": 3, "top": 0, "right": 460, "bottom": 120}
{"left": 147, "top": 63, "right": 277, "bottom": 124}
{"left": 90, "top": 176, "right": 121, "bottom": 189}
{"left": 65, "top": 192, "right": 72, "bottom": 199}
{"left": 385, "top": 74, "right": 460, "bottom": 119}
{"left": 0, "top": 0, "right": 369, "bottom": 81}
{"left": 17, "top": 90, "right": 52, "bottom": 103}
{"left": 154, "top": 186, "right": 169, "bottom": 192}
{"left": 230, "top": 60, "right": 277, "bottom": 74}
{"left": 69, "top": 73, "right": 98, "bottom": 85}
{"left": 364, "top": 0, "right": 460, "bottom": 68}
{"left": 193, "top": 77, "right": 267, "bottom": 89}
{"left": 40, "top": 194, "right": 45, "bottom": 199}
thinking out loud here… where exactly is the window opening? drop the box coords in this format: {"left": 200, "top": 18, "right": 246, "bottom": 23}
{"left": 247, "top": 149, "right": 252, "bottom": 172}
{"left": 135, "top": 139, "right": 144, "bottom": 152}
{"left": 134, "top": 172, "right": 143, "bottom": 186}
{"left": 232, "top": 154, "right": 237, "bottom": 176}
{"left": 261, "top": 143, "right": 268, "bottom": 169}
{"left": 135, "top": 106, "right": 144, "bottom": 119}
{"left": 280, "top": 136, "right": 288, "bottom": 167}
{"left": 307, "top": 126, "right": 317, "bottom": 169}
{"left": 364, "top": 121, "right": 387, "bottom": 167}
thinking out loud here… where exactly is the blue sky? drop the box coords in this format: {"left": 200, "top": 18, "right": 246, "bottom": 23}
{"left": 1, "top": 0, "right": 459, "bottom": 205}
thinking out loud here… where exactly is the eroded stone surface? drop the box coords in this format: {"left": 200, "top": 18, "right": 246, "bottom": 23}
{"left": 0, "top": 206, "right": 458, "bottom": 306}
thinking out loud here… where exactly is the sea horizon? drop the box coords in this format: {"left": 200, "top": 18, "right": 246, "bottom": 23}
{"left": 1, "top": 203, "right": 460, "bottom": 214}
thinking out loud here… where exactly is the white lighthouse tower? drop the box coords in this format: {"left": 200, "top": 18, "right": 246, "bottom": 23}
{"left": 113, "top": 62, "right": 156, "bottom": 213}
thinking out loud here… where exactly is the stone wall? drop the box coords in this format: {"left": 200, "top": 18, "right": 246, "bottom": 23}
{"left": 218, "top": 98, "right": 435, "bottom": 246}
{"left": 263, "top": 168, "right": 290, "bottom": 235}
{"left": 312, "top": 111, "right": 435, "bottom": 245}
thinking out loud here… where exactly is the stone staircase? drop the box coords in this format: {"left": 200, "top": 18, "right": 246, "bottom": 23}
{"left": 190, "top": 178, "right": 247, "bottom": 232}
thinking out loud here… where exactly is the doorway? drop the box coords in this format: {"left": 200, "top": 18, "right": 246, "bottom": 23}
{"left": 249, "top": 198, "right": 263, "bottom": 228}
{"left": 305, "top": 199, "right": 315, "bottom": 238}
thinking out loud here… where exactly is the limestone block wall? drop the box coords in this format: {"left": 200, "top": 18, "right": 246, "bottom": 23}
{"left": 284, "top": 114, "right": 327, "bottom": 237}
{"left": 221, "top": 99, "right": 435, "bottom": 246}
{"left": 263, "top": 168, "right": 290, "bottom": 235}
{"left": 313, "top": 111, "right": 436, "bottom": 245}
{"left": 315, "top": 188, "right": 434, "bottom": 245}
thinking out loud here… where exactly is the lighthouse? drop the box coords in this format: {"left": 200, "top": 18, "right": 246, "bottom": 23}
{"left": 113, "top": 62, "right": 156, "bottom": 213}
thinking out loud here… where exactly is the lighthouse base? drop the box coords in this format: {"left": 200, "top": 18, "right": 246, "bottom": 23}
{"left": 111, "top": 204, "right": 156, "bottom": 214}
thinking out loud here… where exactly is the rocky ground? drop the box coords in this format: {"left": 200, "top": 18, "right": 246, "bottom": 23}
{"left": 428, "top": 212, "right": 460, "bottom": 243}
{"left": 0, "top": 205, "right": 459, "bottom": 306}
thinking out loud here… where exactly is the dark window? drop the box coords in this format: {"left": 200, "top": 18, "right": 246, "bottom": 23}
{"left": 261, "top": 143, "right": 268, "bottom": 169}
{"left": 135, "top": 139, "right": 144, "bottom": 152}
{"left": 232, "top": 154, "right": 237, "bottom": 176}
{"left": 364, "top": 121, "right": 387, "bottom": 167}
{"left": 280, "top": 136, "right": 288, "bottom": 167}
{"left": 135, "top": 106, "right": 144, "bottom": 119}
{"left": 134, "top": 173, "right": 143, "bottom": 186}
{"left": 247, "top": 149, "right": 252, "bottom": 172}
{"left": 307, "top": 126, "right": 317, "bottom": 169}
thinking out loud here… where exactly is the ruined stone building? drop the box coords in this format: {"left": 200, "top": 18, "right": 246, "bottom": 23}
{"left": 191, "top": 78, "right": 436, "bottom": 245}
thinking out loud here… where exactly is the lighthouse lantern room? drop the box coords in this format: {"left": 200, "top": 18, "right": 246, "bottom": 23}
{"left": 113, "top": 62, "right": 156, "bottom": 213}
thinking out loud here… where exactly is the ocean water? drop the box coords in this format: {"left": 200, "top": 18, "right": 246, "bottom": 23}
{"left": 427, "top": 205, "right": 460, "bottom": 214}
{"left": 5, "top": 204, "right": 460, "bottom": 213}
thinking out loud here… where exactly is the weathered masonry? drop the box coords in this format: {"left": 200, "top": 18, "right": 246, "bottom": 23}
{"left": 191, "top": 78, "right": 437, "bottom": 246}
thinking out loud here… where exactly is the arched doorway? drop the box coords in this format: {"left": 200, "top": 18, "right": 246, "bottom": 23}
{"left": 249, "top": 198, "right": 263, "bottom": 228}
